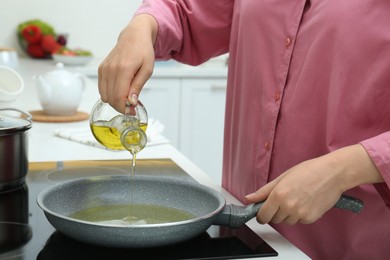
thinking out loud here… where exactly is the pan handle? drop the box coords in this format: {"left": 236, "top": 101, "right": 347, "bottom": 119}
{"left": 214, "top": 194, "right": 364, "bottom": 228}
{"left": 334, "top": 194, "right": 364, "bottom": 212}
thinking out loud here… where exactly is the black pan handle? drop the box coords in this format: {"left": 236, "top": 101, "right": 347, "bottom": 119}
{"left": 334, "top": 194, "right": 364, "bottom": 213}
{"left": 214, "top": 194, "right": 364, "bottom": 228}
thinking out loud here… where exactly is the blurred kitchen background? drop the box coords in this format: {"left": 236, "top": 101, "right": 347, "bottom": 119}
{"left": 1, "top": 0, "right": 228, "bottom": 185}
{"left": 1, "top": 0, "right": 143, "bottom": 59}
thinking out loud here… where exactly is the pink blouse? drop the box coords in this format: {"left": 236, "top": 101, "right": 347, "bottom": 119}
{"left": 137, "top": 0, "right": 390, "bottom": 259}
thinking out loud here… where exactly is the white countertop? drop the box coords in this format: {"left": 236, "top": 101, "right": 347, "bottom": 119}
{"left": 66, "top": 57, "right": 229, "bottom": 79}
{"left": 3, "top": 58, "right": 309, "bottom": 259}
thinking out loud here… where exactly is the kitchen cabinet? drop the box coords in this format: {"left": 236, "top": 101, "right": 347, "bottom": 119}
{"left": 139, "top": 78, "right": 181, "bottom": 148}
{"left": 141, "top": 68, "right": 228, "bottom": 184}
{"left": 180, "top": 79, "right": 227, "bottom": 184}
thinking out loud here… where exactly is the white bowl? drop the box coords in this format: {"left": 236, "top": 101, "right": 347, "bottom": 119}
{"left": 0, "top": 48, "right": 19, "bottom": 68}
{"left": 52, "top": 54, "right": 92, "bottom": 66}
{"left": 0, "top": 66, "right": 24, "bottom": 101}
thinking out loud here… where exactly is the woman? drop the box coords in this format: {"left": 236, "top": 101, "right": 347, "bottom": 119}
{"left": 98, "top": 1, "right": 390, "bottom": 258}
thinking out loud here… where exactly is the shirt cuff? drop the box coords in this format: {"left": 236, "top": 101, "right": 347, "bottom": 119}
{"left": 360, "top": 131, "right": 390, "bottom": 207}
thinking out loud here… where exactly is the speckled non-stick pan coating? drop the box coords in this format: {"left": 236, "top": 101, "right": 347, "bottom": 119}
{"left": 37, "top": 175, "right": 226, "bottom": 248}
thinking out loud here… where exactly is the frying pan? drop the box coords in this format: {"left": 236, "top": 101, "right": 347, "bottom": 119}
{"left": 37, "top": 175, "right": 363, "bottom": 248}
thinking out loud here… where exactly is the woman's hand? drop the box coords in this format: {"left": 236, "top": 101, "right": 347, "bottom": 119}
{"left": 98, "top": 14, "right": 158, "bottom": 112}
{"left": 246, "top": 144, "right": 383, "bottom": 225}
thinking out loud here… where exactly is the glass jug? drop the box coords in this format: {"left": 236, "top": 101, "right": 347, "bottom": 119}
{"left": 89, "top": 99, "right": 148, "bottom": 155}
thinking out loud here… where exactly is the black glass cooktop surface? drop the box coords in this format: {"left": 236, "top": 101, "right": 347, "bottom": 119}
{"left": 0, "top": 159, "right": 277, "bottom": 259}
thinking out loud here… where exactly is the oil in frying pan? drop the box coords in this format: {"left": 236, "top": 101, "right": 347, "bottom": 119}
{"left": 69, "top": 204, "right": 195, "bottom": 225}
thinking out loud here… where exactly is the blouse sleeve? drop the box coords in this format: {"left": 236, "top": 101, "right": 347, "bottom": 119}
{"left": 360, "top": 131, "right": 390, "bottom": 208}
{"left": 135, "top": 0, "right": 234, "bottom": 65}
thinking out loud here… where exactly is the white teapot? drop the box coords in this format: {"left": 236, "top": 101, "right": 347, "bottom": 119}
{"left": 35, "top": 63, "right": 86, "bottom": 116}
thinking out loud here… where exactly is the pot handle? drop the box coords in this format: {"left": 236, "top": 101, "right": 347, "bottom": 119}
{"left": 214, "top": 194, "right": 364, "bottom": 228}
{"left": 0, "top": 108, "right": 32, "bottom": 121}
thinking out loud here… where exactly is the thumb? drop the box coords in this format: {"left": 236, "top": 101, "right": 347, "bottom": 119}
{"left": 245, "top": 181, "right": 276, "bottom": 203}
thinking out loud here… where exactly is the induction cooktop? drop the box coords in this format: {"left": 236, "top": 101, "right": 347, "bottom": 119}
{"left": 0, "top": 159, "right": 277, "bottom": 259}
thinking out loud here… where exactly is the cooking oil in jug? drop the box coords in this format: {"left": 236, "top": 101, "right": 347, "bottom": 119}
{"left": 90, "top": 118, "right": 148, "bottom": 151}
{"left": 91, "top": 99, "right": 148, "bottom": 178}
{"left": 90, "top": 99, "right": 148, "bottom": 155}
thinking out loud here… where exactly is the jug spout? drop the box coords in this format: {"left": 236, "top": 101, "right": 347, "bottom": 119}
{"left": 35, "top": 75, "right": 52, "bottom": 105}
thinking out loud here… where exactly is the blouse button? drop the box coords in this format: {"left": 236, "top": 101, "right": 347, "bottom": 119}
{"left": 264, "top": 141, "right": 271, "bottom": 150}
{"left": 274, "top": 91, "right": 280, "bottom": 102}
{"left": 285, "top": 37, "right": 292, "bottom": 47}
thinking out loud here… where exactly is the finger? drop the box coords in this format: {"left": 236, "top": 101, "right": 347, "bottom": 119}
{"left": 245, "top": 182, "right": 275, "bottom": 203}
{"left": 283, "top": 215, "right": 300, "bottom": 225}
{"left": 256, "top": 200, "right": 279, "bottom": 224}
{"left": 128, "top": 61, "right": 153, "bottom": 105}
{"left": 270, "top": 209, "right": 289, "bottom": 224}
{"left": 107, "top": 63, "right": 135, "bottom": 112}
{"left": 98, "top": 61, "right": 109, "bottom": 102}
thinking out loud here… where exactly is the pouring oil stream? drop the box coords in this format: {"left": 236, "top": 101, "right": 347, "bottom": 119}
{"left": 121, "top": 100, "right": 148, "bottom": 223}
{"left": 124, "top": 101, "right": 135, "bottom": 215}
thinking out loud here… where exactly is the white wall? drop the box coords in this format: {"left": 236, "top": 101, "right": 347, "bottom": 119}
{"left": 0, "top": 0, "right": 143, "bottom": 59}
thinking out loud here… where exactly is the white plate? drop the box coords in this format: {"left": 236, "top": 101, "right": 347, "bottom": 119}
{"left": 52, "top": 54, "right": 92, "bottom": 66}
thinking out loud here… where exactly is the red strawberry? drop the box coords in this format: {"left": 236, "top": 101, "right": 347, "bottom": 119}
{"left": 27, "top": 43, "right": 46, "bottom": 58}
{"left": 41, "top": 35, "right": 62, "bottom": 53}
{"left": 22, "top": 25, "right": 42, "bottom": 44}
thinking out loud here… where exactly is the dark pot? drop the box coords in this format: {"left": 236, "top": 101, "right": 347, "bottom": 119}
{"left": 0, "top": 108, "right": 32, "bottom": 191}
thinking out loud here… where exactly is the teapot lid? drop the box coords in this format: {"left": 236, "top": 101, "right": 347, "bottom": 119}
{"left": 45, "top": 62, "right": 73, "bottom": 77}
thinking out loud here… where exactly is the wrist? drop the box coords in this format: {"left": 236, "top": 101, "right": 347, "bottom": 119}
{"left": 327, "top": 144, "right": 383, "bottom": 191}
{"left": 120, "top": 14, "right": 158, "bottom": 44}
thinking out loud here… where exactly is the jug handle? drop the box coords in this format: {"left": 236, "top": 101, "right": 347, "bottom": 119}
{"left": 34, "top": 75, "right": 52, "bottom": 105}
{"left": 75, "top": 73, "right": 87, "bottom": 94}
